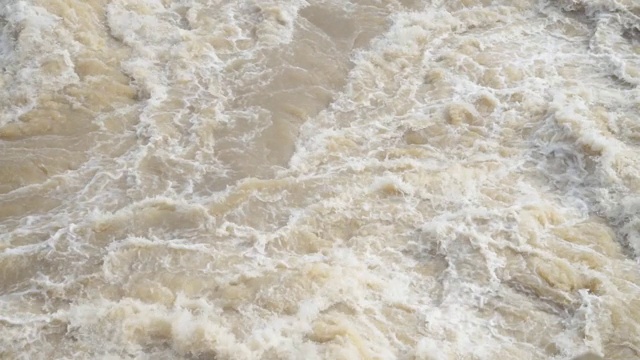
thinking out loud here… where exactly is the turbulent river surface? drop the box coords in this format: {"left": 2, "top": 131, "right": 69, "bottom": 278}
{"left": 1, "top": 0, "right": 640, "bottom": 359}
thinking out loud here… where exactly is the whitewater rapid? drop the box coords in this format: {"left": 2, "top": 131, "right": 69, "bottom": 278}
{"left": 1, "top": 0, "right": 640, "bottom": 359}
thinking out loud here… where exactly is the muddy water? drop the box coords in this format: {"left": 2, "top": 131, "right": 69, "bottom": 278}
{"left": 1, "top": 0, "right": 640, "bottom": 359}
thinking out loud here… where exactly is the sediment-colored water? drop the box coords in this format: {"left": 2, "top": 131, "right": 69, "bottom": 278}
{"left": 1, "top": 0, "right": 639, "bottom": 359}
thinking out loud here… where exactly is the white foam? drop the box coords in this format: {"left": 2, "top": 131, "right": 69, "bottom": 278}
{"left": 2, "top": 0, "right": 640, "bottom": 358}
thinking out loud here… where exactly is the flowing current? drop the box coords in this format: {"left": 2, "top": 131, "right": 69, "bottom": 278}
{"left": 1, "top": 0, "right": 640, "bottom": 359}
